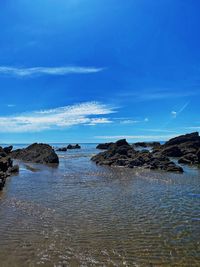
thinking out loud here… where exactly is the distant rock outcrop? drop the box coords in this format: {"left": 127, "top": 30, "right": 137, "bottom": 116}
{"left": 67, "top": 144, "right": 81, "bottom": 149}
{"left": 57, "top": 147, "right": 68, "bottom": 152}
{"left": 91, "top": 139, "right": 183, "bottom": 173}
{"left": 11, "top": 143, "right": 59, "bottom": 164}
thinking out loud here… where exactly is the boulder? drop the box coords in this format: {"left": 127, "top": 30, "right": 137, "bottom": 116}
{"left": 11, "top": 143, "right": 59, "bottom": 164}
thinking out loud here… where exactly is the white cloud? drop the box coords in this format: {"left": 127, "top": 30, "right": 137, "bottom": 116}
{"left": 86, "top": 118, "right": 112, "bottom": 126}
{"left": 0, "top": 66, "right": 104, "bottom": 77}
{"left": 7, "top": 104, "right": 16, "bottom": 108}
{"left": 171, "top": 111, "right": 177, "bottom": 118}
{"left": 0, "top": 102, "right": 116, "bottom": 132}
{"left": 120, "top": 120, "right": 139, "bottom": 124}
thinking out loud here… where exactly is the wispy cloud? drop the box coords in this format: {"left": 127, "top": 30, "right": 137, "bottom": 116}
{"left": 119, "top": 89, "right": 199, "bottom": 102}
{"left": 0, "top": 66, "right": 104, "bottom": 77}
{"left": 7, "top": 104, "right": 16, "bottom": 108}
{"left": 170, "top": 102, "right": 190, "bottom": 119}
{"left": 0, "top": 102, "right": 116, "bottom": 132}
{"left": 95, "top": 134, "right": 177, "bottom": 141}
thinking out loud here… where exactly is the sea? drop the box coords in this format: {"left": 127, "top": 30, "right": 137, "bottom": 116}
{"left": 0, "top": 143, "right": 199, "bottom": 267}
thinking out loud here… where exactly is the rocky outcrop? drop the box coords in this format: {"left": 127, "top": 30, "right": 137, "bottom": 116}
{"left": 153, "top": 132, "right": 200, "bottom": 166}
{"left": 56, "top": 144, "right": 81, "bottom": 151}
{"left": 0, "top": 146, "right": 19, "bottom": 191}
{"left": 91, "top": 139, "right": 183, "bottom": 173}
{"left": 96, "top": 142, "right": 114, "bottom": 150}
{"left": 11, "top": 143, "right": 59, "bottom": 164}
{"left": 67, "top": 144, "right": 81, "bottom": 149}
{"left": 164, "top": 132, "right": 200, "bottom": 147}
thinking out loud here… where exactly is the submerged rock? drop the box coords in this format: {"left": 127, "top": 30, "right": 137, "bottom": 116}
{"left": 91, "top": 139, "right": 183, "bottom": 173}
{"left": 11, "top": 143, "right": 59, "bottom": 164}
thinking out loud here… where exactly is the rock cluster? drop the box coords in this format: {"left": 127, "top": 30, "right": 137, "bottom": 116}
{"left": 0, "top": 146, "right": 19, "bottom": 190}
{"left": 67, "top": 144, "right": 81, "bottom": 149}
{"left": 154, "top": 132, "right": 200, "bottom": 165}
{"left": 92, "top": 139, "right": 183, "bottom": 173}
{"left": 11, "top": 143, "right": 59, "bottom": 164}
{"left": 57, "top": 144, "right": 81, "bottom": 152}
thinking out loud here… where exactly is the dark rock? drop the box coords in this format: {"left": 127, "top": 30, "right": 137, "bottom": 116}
{"left": 160, "top": 145, "right": 183, "bottom": 157}
{"left": 164, "top": 163, "right": 184, "bottom": 173}
{"left": 0, "top": 157, "right": 13, "bottom": 172}
{"left": 0, "top": 156, "right": 14, "bottom": 190}
{"left": 3, "top": 145, "right": 13, "bottom": 154}
{"left": 0, "top": 173, "right": 6, "bottom": 190}
{"left": 197, "top": 149, "right": 200, "bottom": 163}
{"left": 11, "top": 143, "right": 59, "bottom": 164}
{"left": 133, "top": 141, "right": 161, "bottom": 148}
{"left": 67, "top": 144, "right": 81, "bottom": 149}
{"left": 0, "top": 147, "right": 7, "bottom": 157}
{"left": 115, "top": 139, "right": 129, "bottom": 147}
{"left": 164, "top": 132, "right": 200, "bottom": 147}
{"left": 178, "top": 153, "right": 198, "bottom": 165}
{"left": 8, "top": 165, "right": 19, "bottom": 174}
{"left": 96, "top": 142, "right": 114, "bottom": 150}
{"left": 57, "top": 147, "right": 68, "bottom": 152}
{"left": 91, "top": 139, "right": 183, "bottom": 173}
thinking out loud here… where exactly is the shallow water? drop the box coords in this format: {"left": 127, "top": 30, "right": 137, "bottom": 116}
{"left": 0, "top": 144, "right": 200, "bottom": 266}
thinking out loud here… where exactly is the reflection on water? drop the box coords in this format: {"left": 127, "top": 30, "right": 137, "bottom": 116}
{"left": 0, "top": 144, "right": 200, "bottom": 266}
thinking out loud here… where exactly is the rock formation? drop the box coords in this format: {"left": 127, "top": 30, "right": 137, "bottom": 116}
{"left": 11, "top": 143, "right": 59, "bottom": 164}
{"left": 0, "top": 146, "right": 19, "bottom": 190}
{"left": 91, "top": 139, "right": 183, "bottom": 173}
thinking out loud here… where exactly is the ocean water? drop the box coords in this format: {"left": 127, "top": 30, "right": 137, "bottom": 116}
{"left": 0, "top": 144, "right": 199, "bottom": 267}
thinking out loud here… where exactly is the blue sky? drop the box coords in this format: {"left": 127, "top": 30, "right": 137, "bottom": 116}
{"left": 0, "top": 0, "right": 200, "bottom": 143}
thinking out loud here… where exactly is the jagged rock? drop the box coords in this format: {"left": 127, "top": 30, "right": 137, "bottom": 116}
{"left": 133, "top": 141, "right": 161, "bottom": 148}
{"left": 164, "top": 132, "right": 200, "bottom": 147}
{"left": 0, "top": 155, "right": 17, "bottom": 191}
{"left": 178, "top": 153, "right": 199, "bottom": 165}
{"left": 11, "top": 143, "right": 59, "bottom": 164}
{"left": 0, "top": 147, "right": 7, "bottom": 157}
{"left": 67, "top": 144, "right": 81, "bottom": 149}
{"left": 159, "top": 145, "right": 183, "bottom": 157}
{"left": 3, "top": 145, "right": 13, "bottom": 154}
{"left": 96, "top": 142, "right": 114, "bottom": 150}
{"left": 91, "top": 139, "right": 183, "bottom": 173}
